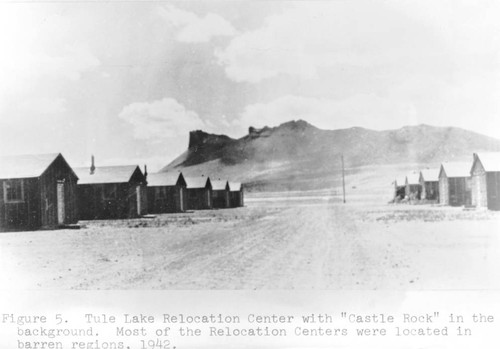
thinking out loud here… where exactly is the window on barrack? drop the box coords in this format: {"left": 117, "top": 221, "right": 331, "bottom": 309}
{"left": 3, "top": 179, "right": 24, "bottom": 203}
{"left": 103, "top": 184, "right": 117, "bottom": 200}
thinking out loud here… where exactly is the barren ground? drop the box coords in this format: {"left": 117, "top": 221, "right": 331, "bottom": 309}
{"left": 1, "top": 191, "right": 499, "bottom": 290}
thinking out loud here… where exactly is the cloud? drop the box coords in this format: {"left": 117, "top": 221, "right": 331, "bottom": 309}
{"left": 159, "top": 5, "right": 236, "bottom": 43}
{"left": 118, "top": 98, "right": 206, "bottom": 141}
{"left": 239, "top": 95, "right": 417, "bottom": 131}
{"left": 0, "top": 6, "right": 100, "bottom": 101}
{"left": 215, "top": 2, "right": 421, "bottom": 82}
{"left": 216, "top": 1, "right": 500, "bottom": 83}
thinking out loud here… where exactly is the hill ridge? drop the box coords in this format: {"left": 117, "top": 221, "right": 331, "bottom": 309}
{"left": 160, "top": 121, "right": 500, "bottom": 191}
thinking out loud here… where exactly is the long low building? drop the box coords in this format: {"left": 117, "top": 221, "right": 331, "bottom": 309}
{"left": 393, "top": 176, "right": 406, "bottom": 200}
{"left": 471, "top": 152, "right": 500, "bottom": 211}
{"left": 439, "top": 162, "right": 472, "bottom": 207}
{"left": 185, "top": 176, "right": 212, "bottom": 210}
{"left": 147, "top": 172, "right": 187, "bottom": 213}
{"left": 419, "top": 169, "right": 440, "bottom": 201}
{"left": 229, "top": 182, "right": 244, "bottom": 207}
{"left": 74, "top": 158, "right": 148, "bottom": 220}
{"left": 405, "top": 173, "right": 421, "bottom": 200}
{"left": 0, "top": 151, "right": 248, "bottom": 230}
{"left": 0, "top": 153, "right": 78, "bottom": 231}
{"left": 211, "top": 179, "right": 230, "bottom": 208}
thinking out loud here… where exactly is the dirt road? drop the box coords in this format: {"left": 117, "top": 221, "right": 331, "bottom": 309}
{"left": 1, "top": 195, "right": 499, "bottom": 290}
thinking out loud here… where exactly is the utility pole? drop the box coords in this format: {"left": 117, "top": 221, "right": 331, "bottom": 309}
{"left": 341, "top": 154, "right": 346, "bottom": 203}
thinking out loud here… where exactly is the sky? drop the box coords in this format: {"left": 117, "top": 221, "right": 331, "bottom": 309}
{"left": 0, "top": 0, "right": 499, "bottom": 170}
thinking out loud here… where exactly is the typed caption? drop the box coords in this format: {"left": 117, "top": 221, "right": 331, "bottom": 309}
{"left": 3, "top": 310, "right": 496, "bottom": 349}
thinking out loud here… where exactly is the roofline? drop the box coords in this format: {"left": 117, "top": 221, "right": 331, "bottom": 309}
{"left": 147, "top": 172, "right": 186, "bottom": 187}
{"left": 40, "top": 153, "right": 79, "bottom": 180}
{"left": 130, "top": 165, "right": 146, "bottom": 182}
{"left": 76, "top": 165, "right": 146, "bottom": 185}
{"left": 184, "top": 176, "right": 212, "bottom": 189}
{"left": 471, "top": 152, "right": 500, "bottom": 173}
{"left": 74, "top": 164, "right": 141, "bottom": 169}
{"left": 405, "top": 174, "right": 420, "bottom": 185}
{"left": 78, "top": 181, "right": 144, "bottom": 186}
{"left": 177, "top": 172, "right": 187, "bottom": 187}
{"left": 405, "top": 180, "right": 420, "bottom": 185}
{"left": 211, "top": 179, "right": 230, "bottom": 191}
{"left": 439, "top": 162, "right": 473, "bottom": 179}
{"left": 419, "top": 171, "right": 439, "bottom": 182}
{"left": 470, "top": 152, "right": 489, "bottom": 175}
{"left": 0, "top": 175, "right": 38, "bottom": 181}
{"left": 0, "top": 153, "right": 78, "bottom": 181}
{"left": 438, "top": 164, "right": 445, "bottom": 179}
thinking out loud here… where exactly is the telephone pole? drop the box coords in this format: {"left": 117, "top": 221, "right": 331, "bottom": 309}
{"left": 341, "top": 154, "right": 346, "bottom": 203}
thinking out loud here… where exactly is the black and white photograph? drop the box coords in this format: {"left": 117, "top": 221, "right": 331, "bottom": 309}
{"left": 0, "top": 0, "right": 499, "bottom": 348}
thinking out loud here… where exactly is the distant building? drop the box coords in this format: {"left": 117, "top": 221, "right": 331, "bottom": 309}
{"left": 393, "top": 176, "right": 406, "bottom": 200}
{"left": 471, "top": 152, "right": 500, "bottom": 211}
{"left": 419, "top": 169, "right": 440, "bottom": 200}
{"left": 0, "top": 153, "right": 78, "bottom": 231}
{"left": 229, "top": 182, "right": 244, "bottom": 207}
{"left": 147, "top": 172, "right": 187, "bottom": 214}
{"left": 405, "top": 173, "right": 421, "bottom": 199}
{"left": 185, "top": 176, "right": 212, "bottom": 210}
{"left": 74, "top": 157, "right": 148, "bottom": 220}
{"left": 211, "top": 179, "right": 230, "bottom": 208}
{"left": 438, "top": 162, "right": 472, "bottom": 206}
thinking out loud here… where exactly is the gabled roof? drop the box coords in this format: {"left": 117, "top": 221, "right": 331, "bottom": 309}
{"left": 439, "top": 162, "right": 471, "bottom": 178}
{"left": 0, "top": 153, "right": 64, "bottom": 179}
{"left": 211, "top": 179, "right": 229, "bottom": 191}
{"left": 472, "top": 152, "right": 500, "bottom": 172}
{"left": 229, "top": 182, "right": 241, "bottom": 191}
{"left": 420, "top": 169, "right": 440, "bottom": 182}
{"left": 405, "top": 173, "right": 420, "bottom": 185}
{"left": 184, "top": 176, "right": 211, "bottom": 189}
{"left": 74, "top": 165, "right": 143, "bottom": 184}
{"left": 147, "top": 172, "right": 185, "bottom": 187}
{"left": 394, "top": 176, "right": 406, "bottom": 187}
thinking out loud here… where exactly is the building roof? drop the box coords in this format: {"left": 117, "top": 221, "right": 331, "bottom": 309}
{"left": 211, "top": 179, "right": 229, "bottom": 191}
{"left": 473, "top": 152, "right": 500, "bottom": 172}
{"left": 229, "top": 182, "right": 241, "bottom": 191}
{"left": 440, "top": 162, "right": 471, "bottom": 178}
{"left": 184, "top": 176, "right": 210, "bottom": 189}
{"left": 394, "top": 176, "right": 406, "bottom": 187}
{"left": 147, "top": 172, "right": 184, "bottom": 187}
{"left": 74, "top": 165, "right": 142, "bottom": 184}
{"left": 0, "top": 153, "right": 62, "bottom": 179}
{"left": 420, "top": 169, "right": 440, "bottom": 182}
{"left": 406, "top": 173, "right": 420, "bottom": 185}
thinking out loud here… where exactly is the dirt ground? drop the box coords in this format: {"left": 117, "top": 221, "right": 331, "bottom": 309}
{"left": 0, "top": 192, "right": 499, "bottom": 290}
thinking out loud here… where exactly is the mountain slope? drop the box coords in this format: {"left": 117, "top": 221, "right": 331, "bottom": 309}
{"left": 160, "top": 120, "right": 500, "bottom": 191}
